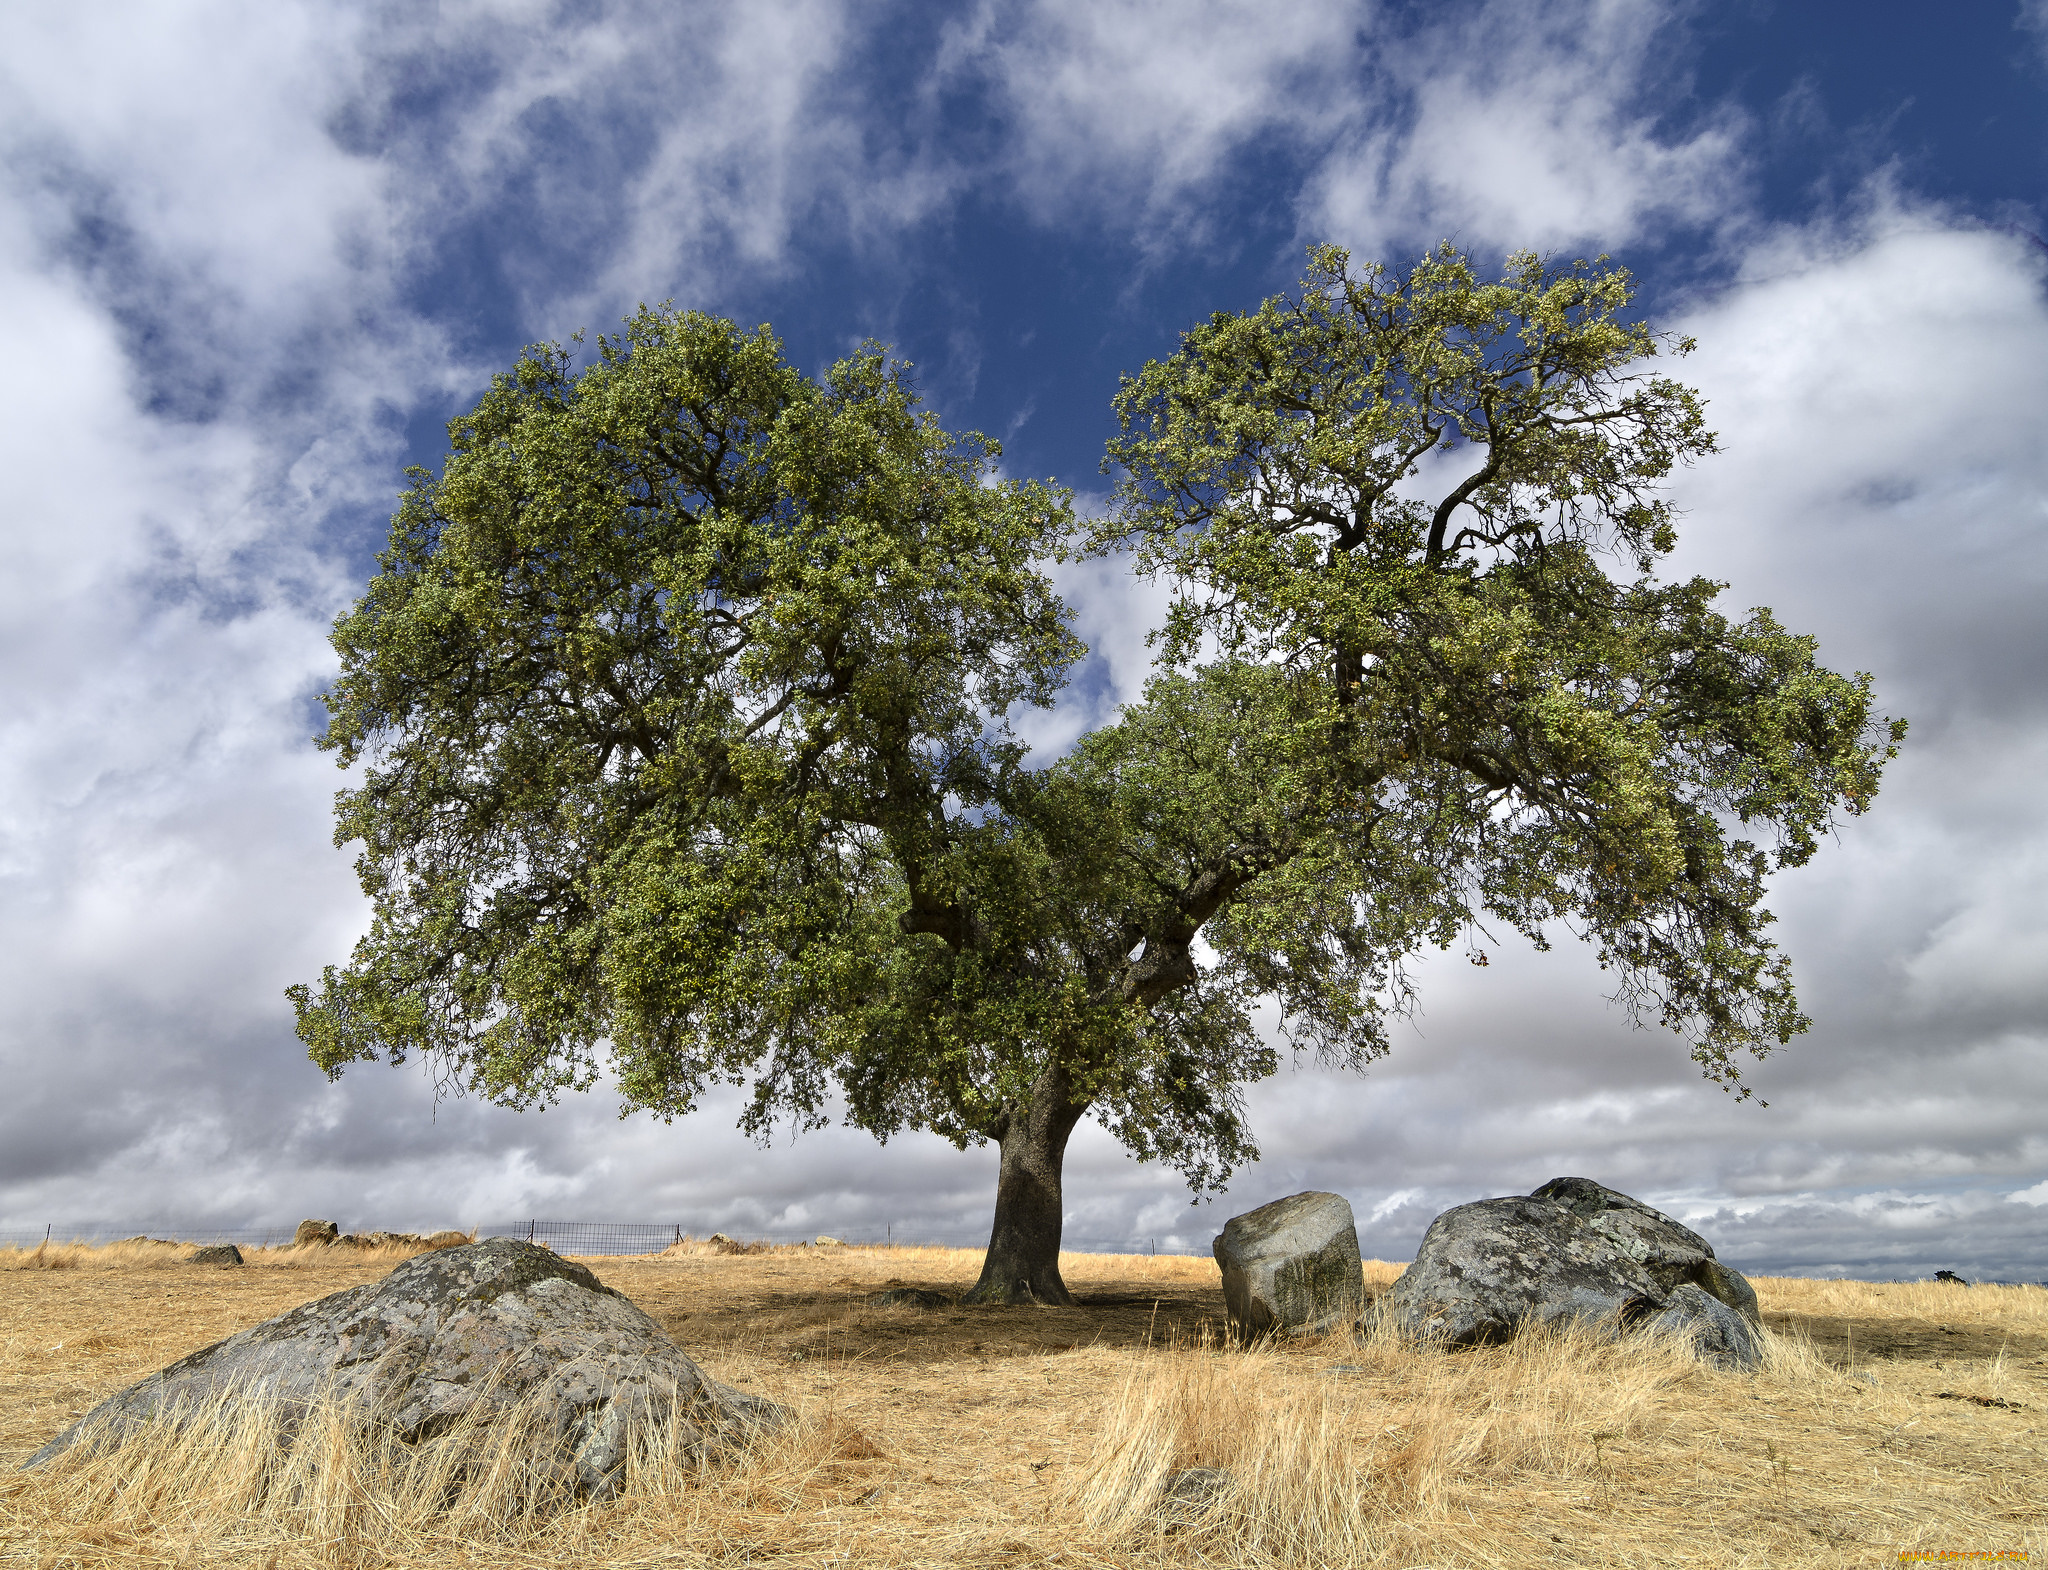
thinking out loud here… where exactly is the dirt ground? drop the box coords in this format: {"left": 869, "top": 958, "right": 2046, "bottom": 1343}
{"left": 1756, "top": 1294, "right": 2048, "bottom": 1368}
{"left": 2, "top": 1245, "right": 2044, "bottom": 1567}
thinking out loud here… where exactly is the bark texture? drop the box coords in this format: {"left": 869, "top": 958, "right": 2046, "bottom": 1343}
{"left": 963, "top": 1068, "right": 1086, "bottom": 1305}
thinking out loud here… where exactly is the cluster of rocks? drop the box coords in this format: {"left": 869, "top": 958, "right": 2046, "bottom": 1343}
{"left": 1209, "top": 1176, "right": 1764, "bottom": 1371}
{"left": 655, "top": 1233, "right": 848, "bottom": 1257}
{"left": 1163, "top": 1175, "right": 1767, "bottom": 1523}
{"left": 178, "top": 1222, "right": 473, "bottom": 1267}
{"left": 291, "top": 1219, "right": 472, "bottom": 1251}
{"left": 26, "top": 1238, "right": 783, "bottom": 1498}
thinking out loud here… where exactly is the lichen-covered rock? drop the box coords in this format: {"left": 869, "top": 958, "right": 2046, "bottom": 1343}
{"left": 1212, "top": 1192, "right": 1364, "bottom": 1337}
{"left": 1529, "top": 1177, "right": 1760, "bottom": 1327}
{"left": 187, "top": 1244, "right": 243, "bottom": 1266}
{"left": 1384, "top": 1195, "right": 1655, "bottom": 1344}
{"left": 25, "top": 1238, "right": 782, "bottom": 1495}
{"left": 292, "top": 1219, "right": 339, "bottom": 1247}
{"left": 1383, "top": 1178, "right": 1762, "bottom": 1371}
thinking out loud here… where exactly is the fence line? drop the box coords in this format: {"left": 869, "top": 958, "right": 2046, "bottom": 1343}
{"left": 0, "top": 1220, "right": 1209, "bottom": 1258}
{"left": 11, "top": 1223, "right": 2040, "bottom": 1286}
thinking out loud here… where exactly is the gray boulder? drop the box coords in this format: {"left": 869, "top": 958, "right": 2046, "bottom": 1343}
{"left": 1640, "top": 1283, "right": 1764, "bottom": 1372}
{"left": 187, "top": 1244, "right": 243, "bottom": 1266}
{"left": 26, "top": 1238, "right": 782, "bottom": 1495}
{"left": 1384, "top": 1178, "right": 1763, "bottom": 1370}
{"left": 1530, "top": 1177, "right": 1760, "bottom": 1327}
{"left": 292, "top": 1219, "right": 339, "bottom": 1247}
{"left": 1212, "top": 1191, "right": 1364, "bottom": 1337}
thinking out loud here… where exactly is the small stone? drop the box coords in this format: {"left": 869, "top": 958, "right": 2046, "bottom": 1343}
{"left": 1157, "top": 1466, "right": 1231, "bottom": 1528}
{"left": 865, "top": 1287, "right": 953, "bottom": 1308}
{"left": 1934, "top": 1270, "right": 1971, "bottom": 1286}
{"left": 291, "top": 1220, "right": 339, "bottom": 1248}
{"left": 187, "top": 1244, "right": 243, "bottom": 1266}
{"left": 1212, "top": 1191, "right": 1364, "bottom": 1338}
{"left": 815, "top": 1235, "right": 846, "bottom": 1248}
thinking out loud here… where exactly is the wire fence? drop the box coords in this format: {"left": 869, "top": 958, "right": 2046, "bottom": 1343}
{"left": 0, "top": 1220, "right": 1210, "bottom": 1257}
{"left": 7, "top": 1221, "right": 2042, "bottom": 1284}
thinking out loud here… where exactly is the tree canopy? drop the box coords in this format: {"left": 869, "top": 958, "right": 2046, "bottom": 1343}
{"left": 292, "top": 248, "right": 1901, "bottom": 1303}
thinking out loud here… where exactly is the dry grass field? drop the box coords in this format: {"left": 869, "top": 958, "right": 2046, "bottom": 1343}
{"left": 1, "top": 1238, "right": 2043, "bottom": 1568}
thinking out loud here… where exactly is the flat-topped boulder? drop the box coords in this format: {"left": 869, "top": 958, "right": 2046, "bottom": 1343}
{"left": 1213, "top": 1191, "right": 1364, "bottom": 1337}
{"left": 25, "top": 1238, "right": 782, "bottom": 1495}
{"left": 1384, "top": 1178, "right": 1763, "bottom": 1370}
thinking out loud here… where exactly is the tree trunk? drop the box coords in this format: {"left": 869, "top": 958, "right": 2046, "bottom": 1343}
{"left": 962, "top": 1065, "right": 1087, "bottom": 1306}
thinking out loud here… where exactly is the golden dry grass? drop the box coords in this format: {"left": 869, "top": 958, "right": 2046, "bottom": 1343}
{"left": 1, "top": 1242, "right": 2042, "bottom": 1567}
{"left": 0, "top": 1237, "right": 458, "bottom": 1272}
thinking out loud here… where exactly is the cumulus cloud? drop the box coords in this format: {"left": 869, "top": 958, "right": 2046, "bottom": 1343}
{"left": 1304, "top": 0, "right": 1746, "bottom": 258}
{"left": 0, "top": 0, "right": 926, "bottom": 1241}
{"left": 949, "top": 0, "right": 1744, "bottom": 261}
{"left": 939, "top": 0, "right": 1368, "bottom": 236}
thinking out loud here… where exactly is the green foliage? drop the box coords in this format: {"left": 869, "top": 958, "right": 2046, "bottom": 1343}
{"left": 1098, "top": 244, "right": 1904, "bottom": 1090}
{"left": 293, "top": 248, "right": 1900, "bottom": 1210}
{"left": 289, "top": 308, "right": 1083, "bottom": 1138}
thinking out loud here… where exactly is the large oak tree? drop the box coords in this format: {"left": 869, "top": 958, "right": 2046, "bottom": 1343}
{"left": 292, "top": 249, "right": 1901, "bottom": 1303}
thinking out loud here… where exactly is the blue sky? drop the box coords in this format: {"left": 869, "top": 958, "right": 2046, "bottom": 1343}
{"left": 3, "top": 0, "right": 2047, "bottom": 1280}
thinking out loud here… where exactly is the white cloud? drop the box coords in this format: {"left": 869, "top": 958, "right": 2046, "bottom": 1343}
{"left": 327, "top": 1, "right": 956, "bottom": 329}
{"left": 0, "top": 1, "right": 919, "bottom": 1239}
{"left": 599, "top": 3, "right": 956, "bottom": 305}
{"left": 1666, "top": 213, "right": 2048, "bottom": 1056}
{"left": 940, "top": 0, "right": 1369, "bottom": 237}
{"left": 950, "top": 0, "right": 1746, "bottom": 265}
{"left": 946, "top": 0, "right": 1745, "bottom": 261}
{"left": 2021, "top": 0, "right": 2048, "bottom": 64}
{"left": 1306, "top": 0, "right": 1745, "bottom": 257}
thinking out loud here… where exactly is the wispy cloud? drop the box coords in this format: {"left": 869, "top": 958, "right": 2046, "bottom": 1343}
{"left": 939, "top": 0, "right": 1370, "bottom": 243}
{"left": 1304, "top": 0, "right": 1747, "bottom": 257}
